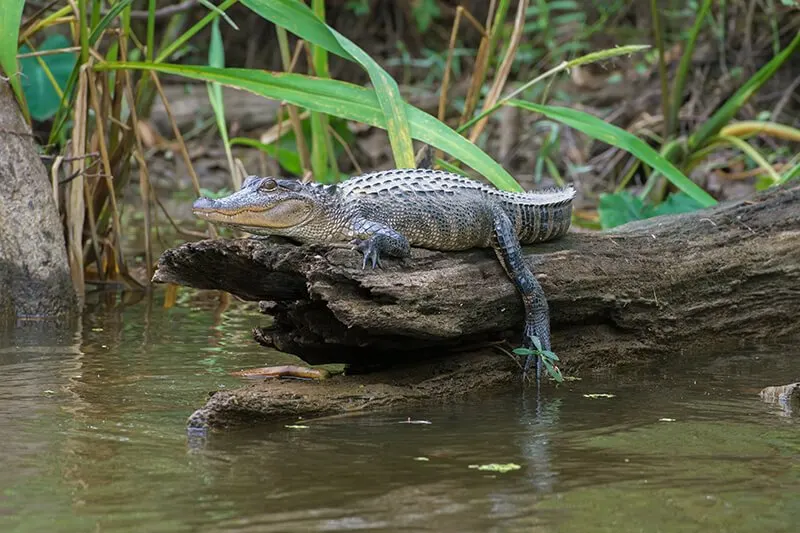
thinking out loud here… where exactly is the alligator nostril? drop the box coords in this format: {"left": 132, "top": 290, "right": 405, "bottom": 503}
{"left": 192, "top": 197, "right": 216, "bottom": 210}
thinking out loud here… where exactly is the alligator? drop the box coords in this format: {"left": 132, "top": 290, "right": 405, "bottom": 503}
{"left": 193, "top": 169, "right": 575, "bottom": 380}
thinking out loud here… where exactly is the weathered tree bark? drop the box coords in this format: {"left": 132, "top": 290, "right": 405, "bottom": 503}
{"left": 154, "top": 184, "right": 799, "bottom": 428}
{"left": 0, "top": 80, "right": 76, "bottom": 319}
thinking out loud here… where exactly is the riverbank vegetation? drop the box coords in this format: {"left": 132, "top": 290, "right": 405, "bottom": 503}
{"left": 2, "top": 0, "right": 798, "bottom": 294}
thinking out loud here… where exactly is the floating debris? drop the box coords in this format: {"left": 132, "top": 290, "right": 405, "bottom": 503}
{"left": 399, "top": 418, "right": 432, "bottom": 425}
{"left": 583, "top": 393, "right": 616, "bottom": 399}
{"left": 231, "top": 365, "right": 331, "bottom": 380}
{"left": 468, "top": 463, "right": 521, "bottom": 473}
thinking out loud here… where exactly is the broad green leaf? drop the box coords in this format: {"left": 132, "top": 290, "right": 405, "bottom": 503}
{"left": 648, "top": 192, "right": 704, "bottom": 217}
{"left": 532, "top": 335, "right": 543, "bottom": 352}
{"left": 19, "top": 34, "right": 78, "bottom": 121}
{"left": 0, "top": 0, "right": 25, "bottom": 106}
{"left": 540, "top": 350, "right": 559, "bottom": 362}
{"left": 598, "top": 191, "right": 645, "bottom": 229}
{"left": 509, "top": 100, "right": 717, "bottom": 207}
{"left": 241, "top": 0, "right": 415, "bottom": 168}
{"left": 599, "top": 191, "right": 705, "bottom": 229}
{"left": 542, "top": 357, "right": 564, "bottom": 383}
{"left": 96, "top": 62, "right": 522, "bottom": 191}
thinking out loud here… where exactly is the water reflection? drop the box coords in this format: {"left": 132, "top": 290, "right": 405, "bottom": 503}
{"left": 0, "top": 293, "right": 798, "bottom": 532}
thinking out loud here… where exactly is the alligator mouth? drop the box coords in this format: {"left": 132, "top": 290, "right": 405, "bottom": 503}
{"left": 192, "top": 197, "right": 311, "bottom": 229}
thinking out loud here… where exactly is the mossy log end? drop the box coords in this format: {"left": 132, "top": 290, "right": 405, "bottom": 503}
{"left": 153, "top": 185, "right": 800, "bottom": 428}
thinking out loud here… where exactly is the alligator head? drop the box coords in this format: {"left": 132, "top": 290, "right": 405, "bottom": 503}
{"left": 192, "top": 176, "right": 320, "bottom": 235}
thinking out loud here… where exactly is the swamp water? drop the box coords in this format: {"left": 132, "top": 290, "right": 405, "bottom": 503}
{"left": 0, "top": 294, "right": 797, "bottom": 532}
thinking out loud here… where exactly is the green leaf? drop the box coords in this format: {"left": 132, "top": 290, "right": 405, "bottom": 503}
{"left": 647, "top": 192, "right": 704, "bottom": 217}
{"left": 0, "top": 0, "right": 24, "bottom": 105}
{"left": 89, "top": 0, "right": 133, "bottom": 46}
{"left": 509, "top": 100, "right": 717, "bottom": 207}
{"left": 531, "top": 335, "right": 543, "bottom": 352}
{"left": 542, "top": 358, "right": 564, "bottom": 383}
{"left": 599, "top": 190, "right": 705, "bottom": 229}
{"left": 19, "top": 34, "right": 78, "bottom": 121}
{"left": 778, "top": 162, "right": 800, "bottom": 186}
{"left": 241, "top": 0, "right": 415, "bottom": 168}
{"left": 412, "top": 0, "right": 441, "bottom": 31}
{"left": 513, "top": 347, "right": 534, "bottom": 356}
{"left": 207, "top": 18, "right": 239, "bottom": 188}
{"left": 540, "top": 350, "right": 559, "bottom": 362}
{"left": 96, "top": 62, "right": 522, "bottom": 191}
{"left": 598, "top": 191, "right": 645, "bottom": 229}
{"left": 667, "top": 0, "right": 712, "bottom": 137}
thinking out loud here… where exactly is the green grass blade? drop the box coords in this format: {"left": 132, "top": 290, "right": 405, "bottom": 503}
{"left": 689, "top": 29, "right": 800, "bottom": 150}
{"left": 713, "top": 135, "right": 782, "bottom": 184}
{"left": 89, "top": 0, "right": 133, "bottom": 46}
{"left": 509, "top": 99, "right": 716, "bottom": 206}
{"left": 309, "top": 0, "right": 332, "bottom": 181}
{"left": 0, "top": 0, "right": 25, "bottom": 111}
{"left": 207, "top": 18, "right": 239, "bottom": 189}
{"left": 458, "top": 45, "right": 649, "bottom": 134}
{"left": 241, "top": 0, "right": 415, "bottom": 168}
{"left": 156, "top": 0, "right": 239, "bottom": 63}
{"left": 777, "top": 162, "right": 800, "bottom": 186}
{"left": 96, "top": 62, "right": 521, "bottom": 191}
{"left": 667, "top": 0, "right": 712, "bottom": 137}
{"left": 147, "top": 0, "right": 156, "bottom": 61}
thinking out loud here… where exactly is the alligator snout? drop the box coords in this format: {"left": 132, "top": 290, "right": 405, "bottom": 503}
{"left": 192, "top": 197, "right": 217, "bottom": 212}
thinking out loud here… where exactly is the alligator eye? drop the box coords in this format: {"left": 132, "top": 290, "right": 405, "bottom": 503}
{"left": 258, "top": 179, "right": 278, "bottom": 192}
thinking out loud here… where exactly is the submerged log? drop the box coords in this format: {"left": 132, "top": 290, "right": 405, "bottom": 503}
{"left": 154, "top": 185, "right": 800, "bottom": 428}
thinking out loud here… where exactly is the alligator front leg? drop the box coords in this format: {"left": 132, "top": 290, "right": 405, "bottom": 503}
{"left": 489, "top": 207, "right": 551, "bottom": 382}
{"left": 351, "top": 219, "right": 411, "bottom": 269}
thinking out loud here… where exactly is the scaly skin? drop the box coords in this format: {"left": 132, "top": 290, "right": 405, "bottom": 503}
{"left": 193, "top": 169, "right": 575, "bottom": 380}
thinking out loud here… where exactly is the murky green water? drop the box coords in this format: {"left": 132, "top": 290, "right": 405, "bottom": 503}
{"left": 1, "top": 293, "right": 797, "bottom": 532}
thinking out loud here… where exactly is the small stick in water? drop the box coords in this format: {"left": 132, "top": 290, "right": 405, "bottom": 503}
{"left": 230, "top": 365, "right": 332, "bottom": 381}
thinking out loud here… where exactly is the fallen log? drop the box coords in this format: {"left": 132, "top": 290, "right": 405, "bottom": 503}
{"left": 153, "top": 184, "right": 800, "bottom": 428}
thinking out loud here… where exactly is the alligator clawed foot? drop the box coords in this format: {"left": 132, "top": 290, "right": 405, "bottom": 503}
{"left": 350, "top": 239, "right": 382, "bottom": 269}
{"left": 521, "top": 353, "right": 541, "bottom": 384}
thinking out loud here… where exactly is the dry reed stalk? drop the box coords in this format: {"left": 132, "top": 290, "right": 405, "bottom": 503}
{"left": 469, "top": 0, "right": 529, "bottom": 143}
{"left": 66, "top": 65, "right": 88, "bottom": 296}
{"left": 149, "top": 71, "right": 217, "bottom": 238}
{"left": 87, "top": 66, "right": 137, "bottom": 286}
{"left": 277, "top": 34, "right": 312, "bottom": 177}
{"left": 120, "top": 69, "right": 154, "bottom": 281}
